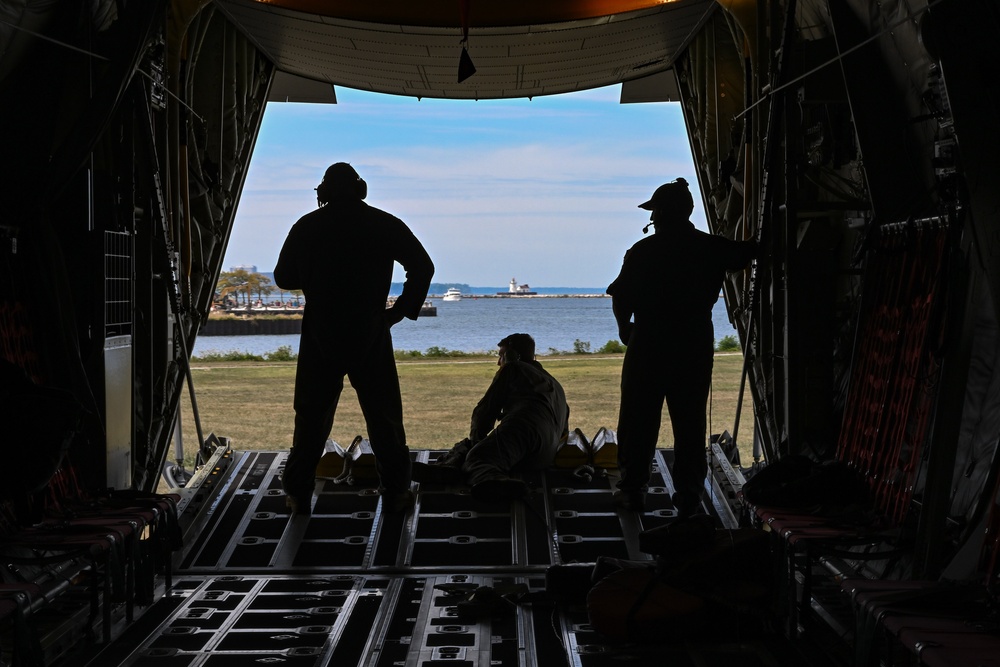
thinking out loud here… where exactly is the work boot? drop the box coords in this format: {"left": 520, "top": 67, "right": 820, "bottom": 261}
{"left": 380, "top": 488, "right": 415, "bottom": 513}
{"left": 284, "top": 492, "right": 313, "bottom": 517}
{"left": 471, "top": 476, "right": 528, "bottom": 503}
{"left": 671, "top": 491, "right": 701, "bottom": 518}
{"left": 612, "top": 489, "right": 645, "bottom": 512}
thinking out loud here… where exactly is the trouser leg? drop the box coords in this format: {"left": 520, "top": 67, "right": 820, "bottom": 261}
{"left": 664, "top": 356, "right": 712, "bottom": 514}
{"left": 285, "top": 363, "right": 343, "bottom": 497}
{"left": 616, "top": 350, "right": 665, "bottom": 493}
{"left": 350, "top": 330, "right": 411, "bottom": 492}
{"left": 462, "top": 425, "right": 537, "bottom": 486}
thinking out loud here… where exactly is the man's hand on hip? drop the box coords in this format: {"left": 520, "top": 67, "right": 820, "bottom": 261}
{"left": 385, "top": 306, "right": 405, "bottom": 327}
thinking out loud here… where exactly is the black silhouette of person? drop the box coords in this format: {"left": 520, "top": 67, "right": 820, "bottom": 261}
{"left": 608, "top": 178, "right": 755, "bottom": 515}
{"left": 274, "top": 162, "right": 434, "bottom": 516}
{"left": 412, "top": 333, "right": 569, "bottom": 502}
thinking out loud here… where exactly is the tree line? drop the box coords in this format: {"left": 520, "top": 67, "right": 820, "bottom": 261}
{"left": 215, "top": 269, "right": 303, "bottom": 309}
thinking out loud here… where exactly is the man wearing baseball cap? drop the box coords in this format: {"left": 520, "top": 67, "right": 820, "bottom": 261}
{"left": 607, "top": 177, "right": 756, "bottom": 516}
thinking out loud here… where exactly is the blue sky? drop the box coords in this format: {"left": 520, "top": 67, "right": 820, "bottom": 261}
{"left": 225, "top": 84, "right": 700, "bottom": 288}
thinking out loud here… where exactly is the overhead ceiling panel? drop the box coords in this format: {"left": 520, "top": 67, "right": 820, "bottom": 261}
{"left": 268, "top": 70, "right": 338, "bottom": 103}
{"left": 215, "top": 0, "right": 715, "bottom": 100}
{"left": 237, "top": 0, "right": 700, "bottom": 28}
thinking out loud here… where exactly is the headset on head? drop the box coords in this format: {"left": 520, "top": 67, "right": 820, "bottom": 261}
{"left": 316, "top": 164, "right": 368, "bottom": 206}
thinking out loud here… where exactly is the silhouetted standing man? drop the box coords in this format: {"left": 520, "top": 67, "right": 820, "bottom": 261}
{"left": 608, "top": 178, "right": 754, "bottom": 516}
{"left": 274, "top": 162, "right": 434, "bottom": 516}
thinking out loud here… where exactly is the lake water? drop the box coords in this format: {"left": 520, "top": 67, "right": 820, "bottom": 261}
{"left": 192, "top": 295, "right": 740, "bottom": 357}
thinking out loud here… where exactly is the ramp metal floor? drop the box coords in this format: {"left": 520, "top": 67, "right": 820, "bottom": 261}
{"left": 76, "top": 449, "right": 828, "bottom": 667}
{"left": 175, "top": 449, "right": 682, "bottom": 574}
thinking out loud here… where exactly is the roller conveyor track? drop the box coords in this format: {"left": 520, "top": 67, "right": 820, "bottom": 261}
{"left": 174, "top": 449, "right": 686, "bottom": 575}
{"left": 70, "top": 449, "right": 825, "bottom": 667}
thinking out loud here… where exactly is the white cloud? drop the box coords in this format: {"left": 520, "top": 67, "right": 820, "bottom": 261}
{"left": 224, "top": 91, "right": 702, "bottom": 285}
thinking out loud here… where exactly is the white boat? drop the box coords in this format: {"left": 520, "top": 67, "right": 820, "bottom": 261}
{"left": 442, "top": 288, "right": 463, "bottom": 301}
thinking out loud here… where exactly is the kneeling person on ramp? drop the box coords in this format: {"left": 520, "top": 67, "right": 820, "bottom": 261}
{"left": 414, "top": 333, "right": 570, "bottom": 502}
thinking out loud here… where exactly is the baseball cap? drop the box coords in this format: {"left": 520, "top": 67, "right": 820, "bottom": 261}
{"left": 638, "top": 177, "right": 693, "bottom": 212}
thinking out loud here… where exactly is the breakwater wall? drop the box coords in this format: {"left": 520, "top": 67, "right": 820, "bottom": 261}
{"left": 428, "top": 293, "right": 609, "bottom": 298}
{"left": 201, "top": 317, "right": 302, "bottom": 336}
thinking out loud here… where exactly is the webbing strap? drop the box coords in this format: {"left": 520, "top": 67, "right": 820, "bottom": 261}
{"left": 836, "top": 221, "right": 950, "bottom": 524}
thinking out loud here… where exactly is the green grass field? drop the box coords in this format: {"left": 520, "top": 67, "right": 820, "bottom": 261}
{"left": 175, "top": 352, "right": 756, "bottom": 469}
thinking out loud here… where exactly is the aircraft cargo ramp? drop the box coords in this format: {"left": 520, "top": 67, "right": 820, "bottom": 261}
{"left": 59, "top": 445, "right": 843, "bottom": 667}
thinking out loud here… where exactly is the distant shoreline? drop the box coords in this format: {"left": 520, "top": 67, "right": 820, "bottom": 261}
{"left": 427, "top": 293, "right": 609, "bottom": 299}
{"left": 202, "top": 293, "right": 609, "bottom": 335}
{"left": 391, "top": 283, "right": 611, "bottom": 297}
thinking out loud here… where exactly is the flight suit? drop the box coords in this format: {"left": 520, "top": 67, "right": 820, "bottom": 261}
{"left": 274, "top": 198, "right": 433, "bottom": 498}
{"left": 608, "top": 220, "right": 754, "bottom": 514}
{"left": 462, "top": 358, "right": 570, "bottom": 486}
